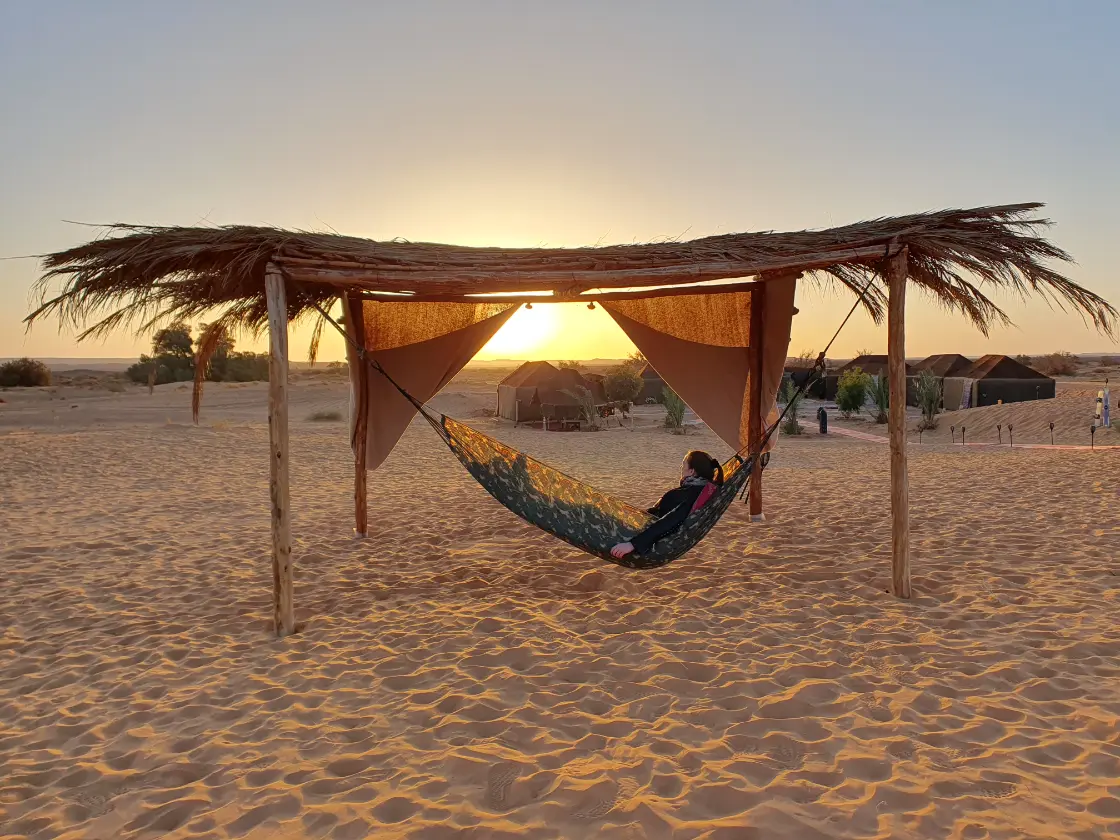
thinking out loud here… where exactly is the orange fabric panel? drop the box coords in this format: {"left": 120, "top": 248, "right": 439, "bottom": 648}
{"left": 345, "top": 298, "right": 517, "bottom": 470}
{"left": 603, "top": 277, "right": 796, "bottom": 453}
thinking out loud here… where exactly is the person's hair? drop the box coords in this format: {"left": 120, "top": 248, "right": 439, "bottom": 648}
{"left": 686, "top": 450, "right": 723, "bottom": 485}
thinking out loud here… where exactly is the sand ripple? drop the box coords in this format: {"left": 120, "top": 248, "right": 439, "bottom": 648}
{"left": 2, "top": 381, "right": 1119, "bottom": 839}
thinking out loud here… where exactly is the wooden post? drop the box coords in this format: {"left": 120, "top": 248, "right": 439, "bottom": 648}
{"left": 886, "top": 247, "right": 912, "bottom": 598}
{"left": 266, "top": 266, "right": 296, "bottom": 636}
{"left": 748, "top": 283, "right": 766, "bottom": 521}
{"left": 343, "top": 294, "right": 369, "bottom": 538}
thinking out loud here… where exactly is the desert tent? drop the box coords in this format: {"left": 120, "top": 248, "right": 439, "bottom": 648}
{"left": 913, "top": 353, "right": 974, "bottom": 378}
{"left": 497, "top": 362, "right": 602, "bottom": 423}
{"left": 963, "top": 354, "right": 1055, "bottom": 406}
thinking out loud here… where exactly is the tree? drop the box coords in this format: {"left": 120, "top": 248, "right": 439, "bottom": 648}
{"left": 870, "top": 374, "right": 890, "bottom": 423}
{"left": 0, "top": 358, "right": 51, "bottom": 387}
{"left": 663, "top": 386, "right": 686, "bottom": 432}
{"left": 558, "top": 360, "right": 585, "bottom": 372}
{"left": 604, "top": 364, "right": 643, "bottom": 404}
{"left": 779, "top": 379, "right": 804, "bottom": 435}
{"left": 152, "top": 322, "right": 194, "bottom": 358}
{"left": 836, "top": 367, "right": 872, "bottom": 418}
{"left": 914, "top": 370, "right": 942, "bottom": 429}
{"left": 625, "top": 351, "right": 647, "bottom": 371}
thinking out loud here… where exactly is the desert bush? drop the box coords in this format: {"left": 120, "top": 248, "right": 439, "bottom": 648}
{"left": 625, "top": 351, "right": 647, "bottom": 371}
{"left": 663, "top": 386, "right": 686, "bottom": 431}
{"left": 307, "top": 409, "right": 343, "bottom": 422}
{"left": 219, "top": 352, "right": 269, "bottom": 382}
{"left": 558, "top": 360, "right": 584, "bottom": 372}
{"left": 835, "top": 367, "right": 871, "bottom": 418}
{"left": 604, "top": 365, "right": 643, "bottom": 404}
{"left": 1099, "top": 355, "right": 1117, "bottom": 367}
{"left": 779, "top": 379, "right": 803, "bottom": 435}
{"left": 1034, "top": 351, "right": 1079, "bottom": 376}
{"left": 870, "top": 375, "right": 890, "bottom": 423}
{"left": 563, "top": 387, "right": 600, "bottom": 430}
{"left": 1014, "top": 353, "right": 1033, "bottom": 366}
{"left": 0, "top": 357, "right": 51, "bottom": 387}
{"left": 914, "top": 370, "right": 942, "bottom": 428}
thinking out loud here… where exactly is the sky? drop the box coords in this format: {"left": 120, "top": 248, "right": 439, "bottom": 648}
{"left": 2, "top": 1, "right": 1118, "bottom": 364}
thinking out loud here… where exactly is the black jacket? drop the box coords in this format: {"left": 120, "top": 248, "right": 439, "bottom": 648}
{"left": 630, "top": 482, "right": 709, "bottom": 555}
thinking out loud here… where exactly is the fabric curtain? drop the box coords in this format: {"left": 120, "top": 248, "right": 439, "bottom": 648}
{"left": 345, "top": 296, "right": 518, "bottom": 470}
{"left": 602, "top": 276, "right": 797, "bottom": 453}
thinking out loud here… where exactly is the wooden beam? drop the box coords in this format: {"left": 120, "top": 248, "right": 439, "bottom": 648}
{"left": 343, "top": 294, "right": 369, "bottom": 538}
{"left": 266, "top": 265, "right": 296, "bottom": 636}
{"left": 886, "top": 247, "right": 912, "bottom": 598}
{"left": 748, "top": 284, "right": 766, "bottom": 521}
{"left": 352, "top": 277, "right": 784, "bottom": 305}
{"left": 278, "top": 244, "right": 893, "bottom": 295}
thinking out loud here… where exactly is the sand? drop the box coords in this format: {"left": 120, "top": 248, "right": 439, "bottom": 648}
{"left": 2, "top": 371, "right": 1119, "bottom": 840}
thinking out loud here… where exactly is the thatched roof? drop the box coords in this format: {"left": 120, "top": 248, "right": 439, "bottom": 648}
{"left": 966, "top": 354, "right": 1051, "bottom": 380}
{"left": 25, "top": 203, "right": 1116, "bottom": 342}
{"left": 913, "top": 353, "right": 975, "bottom": 377}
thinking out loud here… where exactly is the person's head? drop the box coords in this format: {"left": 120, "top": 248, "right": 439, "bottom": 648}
{"left": 681, "top": 450, "right": 723, "bottom": 485}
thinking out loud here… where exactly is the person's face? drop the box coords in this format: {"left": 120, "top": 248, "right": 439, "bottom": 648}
{"left": 681, "top": 457, "right": 696, "bottom": 481}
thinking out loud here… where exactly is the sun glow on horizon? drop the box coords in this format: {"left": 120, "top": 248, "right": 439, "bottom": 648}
{"left": 476, "top": 302, "right": 636, "bottom": 361}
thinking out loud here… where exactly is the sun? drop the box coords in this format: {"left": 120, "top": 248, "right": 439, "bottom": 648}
{"left": 478, "top": 304, "right": 560, "bottom": 358}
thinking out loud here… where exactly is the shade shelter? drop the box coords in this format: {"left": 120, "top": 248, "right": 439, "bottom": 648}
{"left": 27, "top": 203, "right": 1116, "bottom": 636}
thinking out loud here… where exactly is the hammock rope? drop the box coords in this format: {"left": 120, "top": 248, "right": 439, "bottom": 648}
{"left": 308, "top": 270, "right": 870, "bottom": 566}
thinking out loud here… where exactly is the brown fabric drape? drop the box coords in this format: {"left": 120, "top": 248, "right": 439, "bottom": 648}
{"left": 345, "top": 297, "right": 517, "bottom": 470}
{"left": 603, "top": 276, "right": 797, "bottom": 453}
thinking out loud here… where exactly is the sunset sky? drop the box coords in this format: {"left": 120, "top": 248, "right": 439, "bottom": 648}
{"left": 2, "top": 1, "right": 1118, "bottom": 363}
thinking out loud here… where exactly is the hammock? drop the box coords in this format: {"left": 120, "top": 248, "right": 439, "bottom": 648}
{"left": 310, "top": 288, "right": 856, "bottom": 568}
{"left": 433, "top": 413, "right": 753, "bottom": 569}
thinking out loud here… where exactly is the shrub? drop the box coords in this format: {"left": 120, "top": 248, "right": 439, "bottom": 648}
{"left": 1099, "top": 355, "right": 1117, "bottom": 367}
{"left": 914, "top": 370, "right": 942, "bottom": 428}
{"left": 1014, "top": 353, "right": 1033, "bottom": 367}
{"left": 1034, "top": 351, "right": 1079, "bottom": 377}
{"left": 562, "top": 387, "right": 600, "bottom": 430}
{"left": 779, "top": 379, "right": 803, "bottom": 435}
{"left": 663, "top": 386, "right": 686, "bottom": 431}
{"left": 308, "top": 409, "right": 343, "bottom": 422}
{"left": 835, "top": 367, "right": 871, "bottom": 418}
{"left": 0, "top": 358, "right": 51, "bottom": 387}
{"left": 558, "top": 360, "right": 584, "bottom": 372}
{"left": 625, "top": 351, "right": 647, "bottom": 371}
{"left": 870, "top": 375, "right": 890, "bottom": 423}
{"left": 604, "top": 365, "right": 643, "bottom": 404}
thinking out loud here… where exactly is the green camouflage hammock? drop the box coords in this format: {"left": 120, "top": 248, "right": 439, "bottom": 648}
{"left": 435, "top": 415, "right": 753, "bottom": 569}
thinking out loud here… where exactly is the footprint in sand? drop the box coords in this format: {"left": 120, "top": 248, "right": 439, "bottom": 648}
{"left": 573, "top": 781, "right": 620, "bottom": 820}
{"left": 976, "top": 781, "right": 1018, "bottom": 800}
{"left": 486, "top": 763, "right": 520, "bottom": 810}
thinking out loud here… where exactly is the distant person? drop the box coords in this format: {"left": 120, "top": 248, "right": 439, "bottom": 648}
{"left": 610, "top": 450, "right": 723, "bottom": 559}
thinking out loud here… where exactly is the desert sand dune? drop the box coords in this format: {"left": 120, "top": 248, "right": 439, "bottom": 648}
{"left": 1, "top": 375, "right": 1119, "bottom": 839}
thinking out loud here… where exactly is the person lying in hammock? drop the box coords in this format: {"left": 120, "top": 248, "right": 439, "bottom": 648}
{"left": 610, "top": 450, "right": 724, "bottom": 559}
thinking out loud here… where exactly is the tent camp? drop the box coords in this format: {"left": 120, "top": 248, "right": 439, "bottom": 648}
{"left": 26, "top": 202, "right": 1116, "bottom": 634}
{"left": 496, "top": 362, "right": 604, "bottom": 423}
